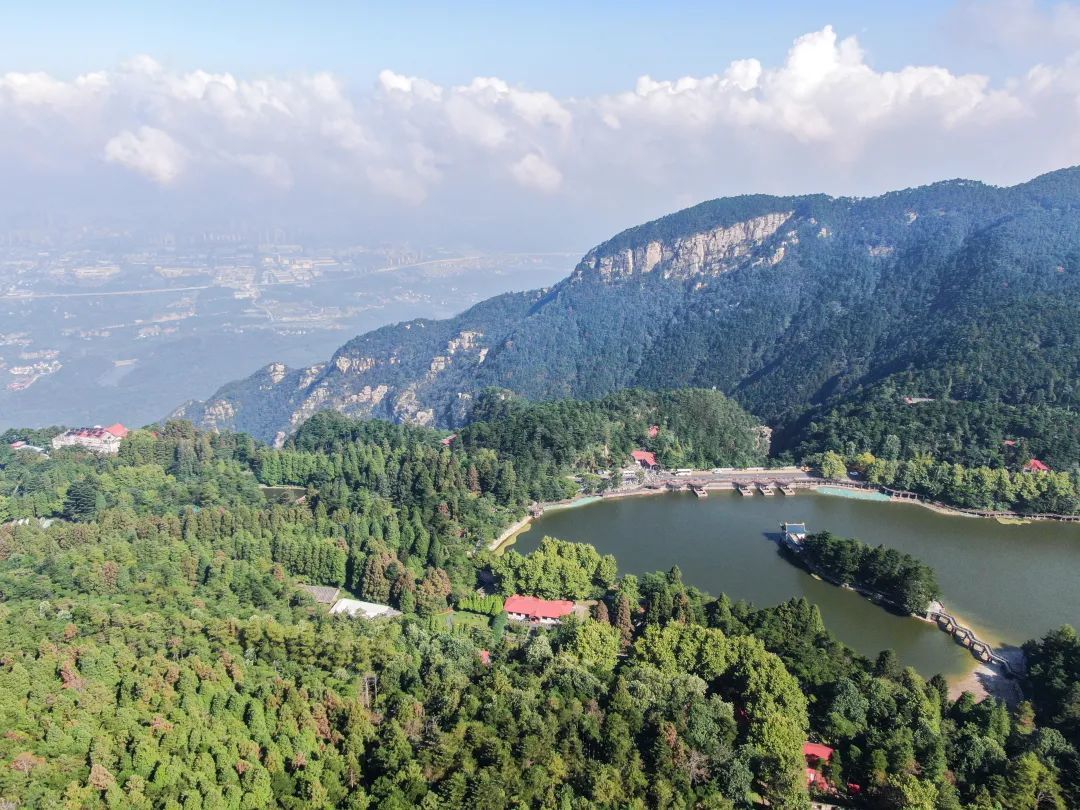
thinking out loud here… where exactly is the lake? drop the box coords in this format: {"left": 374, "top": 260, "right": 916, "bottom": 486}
{"left": 510, "top": 489, "right": 1080, "bottom": 678}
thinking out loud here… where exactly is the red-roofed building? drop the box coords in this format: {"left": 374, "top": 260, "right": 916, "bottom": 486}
{"left": 803, "top": 742, "right": 834, "bottom": 765}
{"left": 51, "top": 423, "right": 129, "bottom": 455}
{"left": 647, "top": 424, "right": 660, "bottom": 438}
{"left": 801, "top": 742, "right": 858, "bottom": 796}
{"left": 505, "top": 595, "right": 575, "bottom": 626}
{"left": 478, "top": 649, "right": 492, "bottom": 666}
{"left": 1024, "top": 458, "right": 1051, "bottom": 473}
{"left": 803, "top": 742, "right": 834, "bottom": 791}
{"left": 806, "top": 768, "right": 830, "bottom": 791}
{"left": 1002, "top": 439, "right": 1017, "bottom": 447}
{"left": 440, "top": 434, "right": 456, "bottom": 447}
{"left": 631, "top": 449, "right": 659, "bottom": 469}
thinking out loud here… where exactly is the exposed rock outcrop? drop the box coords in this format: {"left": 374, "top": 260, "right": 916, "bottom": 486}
{"left": 579, "top": 211, "right": 793, "bottom": 281}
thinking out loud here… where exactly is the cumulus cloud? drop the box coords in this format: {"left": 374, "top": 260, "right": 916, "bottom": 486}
{"left": 511, "top": 153, "right": 563, "bottom": 192}
{"left": 104, "top": 126, "right": 186, "bottom": 184}
{"left": 3, "top": 25, "right": 1080, "bottom": 243}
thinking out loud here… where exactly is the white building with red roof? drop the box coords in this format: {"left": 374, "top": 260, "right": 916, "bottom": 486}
{"left": 631, "top": 449, "right": 659, "bottom": 469}
{"left": 51, "top": 423, "right": 129, "bottom": 455}
{"left": 505, "top": 594, "right": 575, "bottom": 626}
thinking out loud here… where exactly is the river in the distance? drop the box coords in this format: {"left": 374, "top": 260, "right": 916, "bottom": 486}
{"left": 510, "top": 490, "right": 1080, "bottom": 679}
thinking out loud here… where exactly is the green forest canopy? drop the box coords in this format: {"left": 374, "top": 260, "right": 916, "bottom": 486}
{"left": 0, "top": 405, "right": 1077, "bottom": 808}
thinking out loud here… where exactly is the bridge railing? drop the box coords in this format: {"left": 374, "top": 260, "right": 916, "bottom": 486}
{"left": 928, "top": 609, "right": 1021, "bottom": 675}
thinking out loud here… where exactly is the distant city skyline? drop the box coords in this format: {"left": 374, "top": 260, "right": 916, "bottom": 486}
{"left": 3, "top": 1, "right": 1080, "bottom": 250}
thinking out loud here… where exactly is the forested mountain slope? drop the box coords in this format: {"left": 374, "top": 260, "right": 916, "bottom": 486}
{"left": 175, "top": 169, "right": 1080, "bottom": 462}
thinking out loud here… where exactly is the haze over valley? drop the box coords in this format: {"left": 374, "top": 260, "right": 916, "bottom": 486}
{"left": 0, "top": 235, "right": 571, "bottom": 427}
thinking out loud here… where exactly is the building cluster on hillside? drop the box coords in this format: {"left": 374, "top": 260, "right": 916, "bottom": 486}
{"left": 50, "top": 423, "right": 128, "bottom": 455}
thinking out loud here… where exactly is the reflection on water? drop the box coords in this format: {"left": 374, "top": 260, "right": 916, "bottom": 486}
{"left": 515, "top": 490, "right": 1080, "bottom": 678}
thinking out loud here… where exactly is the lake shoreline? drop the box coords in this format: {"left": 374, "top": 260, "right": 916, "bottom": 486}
{"left": 498, "top": 481, "right": 1080, "bottom": 691}
{"left": 488, "top": 484, "right": 675, "bottom": 552}
{"left": 489, "top": 473, "right": 1066, "bottom": 553}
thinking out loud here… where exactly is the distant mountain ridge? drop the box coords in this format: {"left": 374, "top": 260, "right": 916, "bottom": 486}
{"left": 174, "top": 169, "right": 1080, "bottom": 459}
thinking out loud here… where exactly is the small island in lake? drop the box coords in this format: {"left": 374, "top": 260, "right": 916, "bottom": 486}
{"left": 783, "top": 527, "right": 942, "bottom": 616}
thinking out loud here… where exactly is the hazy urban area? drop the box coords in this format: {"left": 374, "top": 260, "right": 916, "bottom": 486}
{"left": 0, "top": 226, "right": 572, "bottom": 428}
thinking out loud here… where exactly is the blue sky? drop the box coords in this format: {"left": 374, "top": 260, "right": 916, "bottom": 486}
{"left": 2, "top": 1, "right": 1080, "bottom": 248}
{"left": 0, "top": 1, "right": 1035, "bottom": 92}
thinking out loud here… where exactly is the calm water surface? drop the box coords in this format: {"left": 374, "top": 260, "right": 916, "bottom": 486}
{"left": 513, "top": 490, "right": 1080, "bottom": 678}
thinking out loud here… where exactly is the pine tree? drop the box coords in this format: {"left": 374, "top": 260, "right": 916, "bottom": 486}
{"left": 63, "top": 478, "right": 102, "bottom": 522}
{"left": 615, "top": 593, "right": 634, "bottom": 648}
{"left": 361, "top": 554, "right": 391, "bottom": 603}
{"left": 416, "top": 568, "right": 452, "bottom": 617}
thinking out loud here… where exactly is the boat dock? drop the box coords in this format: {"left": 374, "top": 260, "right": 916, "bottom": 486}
{"left": 758, "top": 482, "right": 776, "bottom": 496}
{"left": 781, "top": 521, "right": 808, "bottom": 551}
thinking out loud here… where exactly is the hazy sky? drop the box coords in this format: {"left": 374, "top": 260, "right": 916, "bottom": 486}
{"left": 4, "top": 0, "right": 1080, "bottom": 249}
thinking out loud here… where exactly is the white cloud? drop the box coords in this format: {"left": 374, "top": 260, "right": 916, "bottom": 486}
{"left": 104, "top": 126, "right": 186, "bottom": 184}
{"left": 511, "top": 153, "right": 562, "bottom": 192}
{"left": 3, "top": 25, "right": 1080, "bottom": 243}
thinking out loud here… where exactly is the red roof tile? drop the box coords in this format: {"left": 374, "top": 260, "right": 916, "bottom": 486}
{"left": 504, "top": 595, "right": 575, "bottom": 620}
{"left": 1024, "top": 458, "right": 1050, "bottom": 472}
{"left": 631, "top": 449, "right": 658, "bottom": 467}
{"left": 803, "top": 742, "right": 834, "bottom": 763}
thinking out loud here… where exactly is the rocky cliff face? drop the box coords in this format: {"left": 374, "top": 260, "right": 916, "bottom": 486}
{"left": 172, "top": 290, "right": 545, "bottom": 444}
{"left": 576, "top": 210, "right": 794, "bottom": 281}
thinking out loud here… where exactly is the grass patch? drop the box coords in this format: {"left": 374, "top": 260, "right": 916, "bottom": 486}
{"left": 442, "top": 611, "right": 493, "bottom": 631}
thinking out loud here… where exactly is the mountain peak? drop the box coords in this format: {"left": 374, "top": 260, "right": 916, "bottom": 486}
{"left": 174, "top": 169, "right": 1080, "bottom": 442}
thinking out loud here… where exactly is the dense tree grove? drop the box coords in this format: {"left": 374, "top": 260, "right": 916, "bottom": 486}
{"left": 806, "top": 448, "right": 1080, "bottom": 515}
{"left": 1, "top": 409, "right": 1079, "bottom": 808}
{"left": 798, "top": 532, "right": 942, "bottom": 615}
{"left": 791, "top": 389, "right": 1080, "bottom": 473}
{"left": 457, "top": 388, "right": 769, "bottom": 500}
{"left": 494, "top": 537, "right": 618, "bottom": 600}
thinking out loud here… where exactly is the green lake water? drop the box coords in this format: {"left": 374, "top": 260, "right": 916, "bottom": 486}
{"left": 513, "top": 490, "right": 1080, "bottom": 678}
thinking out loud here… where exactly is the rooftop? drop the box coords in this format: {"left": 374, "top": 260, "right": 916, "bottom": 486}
{"left": 329, "top": 598, "right": 401, "bottom": 620}
{"left": 505, "top": 594, "right": 575, "bottom": 620}
{"left": 803, "top": 742, "right": 834, "bottom": 763}
{"left": 301, "top": 584, "right": 341, "bottom": 604}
